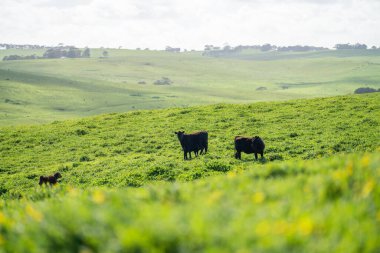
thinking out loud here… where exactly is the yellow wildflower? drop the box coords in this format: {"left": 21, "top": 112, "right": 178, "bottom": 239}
{"left": 255, "top": 220, "right": 270, "bottom": 236}
{"left": 361, "top": 180, "right": 375, "bottom": 198}
{"left": 252, "top": 192, "right": 265, "bottom": 204}
{"left": 92, "top": 190, "right": 106, "bottom": 204}
{"left": 26, "top": 205, "right": 43, "bottom": 222}
{"left": 361, "top": 155, "right": 370, "bottom": 168}
{"left": 0, "top": 212, "right": 5, "bottom": 225}
{"left": 345, "top": 161, "right": 353, "bottom": 176}
{"left": 298, "top": 217, "right": 314, "bottom": 236}
{"left": 227, "top": 171, "right": 237, "bottom": 179}
{"left": 67, "top": 187, "right": 79, "bottom": 197}
{"left": 207, "top": 191, "right": 223, "bottom": 205}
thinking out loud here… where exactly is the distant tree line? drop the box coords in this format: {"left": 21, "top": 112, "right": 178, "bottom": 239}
{"left": 202, "top": 43, "right": 380, "bottom": 56}
{"left": 2, "top": 47, "right": 90, "bottom": 61}
{"left": 334, "top": 43, "right": 368, "bottom": 50}
{"left": 3, "top": 55, "right": 39, "bottom": 61}
{"left": 202, "top": 44, "right": 328, "bottom": 56}
{"left": 0, "top": 43, "right": 47, "bottom": 49}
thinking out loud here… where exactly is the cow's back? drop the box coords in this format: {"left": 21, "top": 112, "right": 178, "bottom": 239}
{"left": 234, "top": 136, "right": 254, "bottom": 153}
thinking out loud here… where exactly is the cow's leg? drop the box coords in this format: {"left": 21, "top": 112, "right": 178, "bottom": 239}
{"left": 260, "top": 152, "right": 264, "bottom": 159}
{"left": 189, "top": 152, "right": 192, "bottom": 159}
{"left": 184, "top": 151, "right": 187, "bottom": 160}
{"left": 235, "top": 151, "right": 240, "bottom": 159}
{"left": 254, "top": 153, "right": 258, "bottom": 160}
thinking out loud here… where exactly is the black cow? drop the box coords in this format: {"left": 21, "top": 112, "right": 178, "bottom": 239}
{"left": 39, "top": 172, "right": 62, "bottom": 186}
{"left": 234, "top": 136, "right": 265, "bottom": 160}
{"left": 175, "top": 131, "right": 208, "bottom": 160}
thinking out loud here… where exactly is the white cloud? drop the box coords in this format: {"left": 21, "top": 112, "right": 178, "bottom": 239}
{"left": 0, "top": 0, "right": 379, "bottom": 49}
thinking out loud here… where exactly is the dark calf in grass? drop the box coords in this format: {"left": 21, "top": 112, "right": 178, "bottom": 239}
{"left": 39, "top": 172, "right": 62, "bottom": 186}
{"left": 175, "top": 131, "right": 208, "bottom": 160}
{"left": 234, "top": 136, "right": 265, "bottom": 160}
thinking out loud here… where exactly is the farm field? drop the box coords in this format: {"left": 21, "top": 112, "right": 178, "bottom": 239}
{"left": 1, "top": 48, "right": 380, "bottom": 125}
{"left": 0, "top": 93, "right": 379, "bottom": 252}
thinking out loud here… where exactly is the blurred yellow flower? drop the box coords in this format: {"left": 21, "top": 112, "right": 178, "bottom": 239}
{"left": 252, "top": 192, "right": 265, "bottom": 204}
{"left": 361, "top": 155, "right": 370, "bottom": 168}
{"left": 345, "top": 162, "right": 353, "bottom": 176}
{"left": 361, "top": 180, "right": 375, "bottom": 198}
{"left": 332, "top": 169, "right": 351, "bottom": 181}
{"left": 92, "top": 190, "right": 106, "bottom": 204}
{"left": 67, "top": 187, "right": 79, "bottom": 197}
{"left": 274, "top": 220, "right": 289, "bottom": 235}
{"left": 207, "top": 191, "right": 223, "bottom": 205}
{"left": 255, "top": 220, "right": 270, "bottom": 236}
{"left": 298, "top": 217, "right": 314, "bottom": 236}
{"left": 0, "top": 212, "right": 5, "bottom": 225}
{"left": 227, "top": 171, "right": 237, "bottom": 179}
{"left": 26, "top": 205, "right": 43, "bottom": 222}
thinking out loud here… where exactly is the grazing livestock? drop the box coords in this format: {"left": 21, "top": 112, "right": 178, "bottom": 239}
{"left": 39, "top": 172, "right": 62, "bottom": 186}
{"left": 234, "top": 136, "right": 265, "bottom": 160}
{"left": 175, "top": 131, "right": 208, "bottom": 160}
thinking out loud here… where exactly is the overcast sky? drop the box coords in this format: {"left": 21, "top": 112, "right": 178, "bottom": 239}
{"left": 1, "top": 0, "right": 379, "bottom": 49}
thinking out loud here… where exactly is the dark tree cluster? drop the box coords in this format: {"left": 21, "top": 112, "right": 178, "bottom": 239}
{"left": 3, "top": 47, "right": 91, "bottom": 61}
{"left": 334, "top": 43, "right": 368, "bottom": 50}
{"left": 354, "top": 87, "right": 380, "bottom": 94}
{"left": 202, "top": 44, "right": 327, "bottom": 56}
{"left": 3, "top": 55, "right": 39, "bottom": 61}
{"left": 165, "top": 46, "right": 181, "bottom": 52}
{"left": 43, "top": 47, "right": 90, "bottom": 59}
{"left": 277, "top": 45, "right": 327, "bottom": 52}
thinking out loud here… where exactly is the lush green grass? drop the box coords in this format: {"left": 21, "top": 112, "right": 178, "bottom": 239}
{"left": 1, "top": 48, "right": 380, "bottom": 125}
{"left": 0, "top": 93, "right": 379, "bottom": 196}
{"left": 0, "top": 94, "right": 379, "bottom": 252}
{"left": 0, "top": 152, "right": 379, "bottom": 252}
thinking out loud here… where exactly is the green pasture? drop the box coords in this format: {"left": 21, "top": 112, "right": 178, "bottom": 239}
{"left": 0, "top": 150, "right": 379, "bottom": 252}
{"left": 0, "top": 93, "right": 379, "bottom": 195}
{"left": 0, "top": 94, "right": 379, "bottom": 252}
{"left": 1, "top": 48, "right": 380, "bottom": 125}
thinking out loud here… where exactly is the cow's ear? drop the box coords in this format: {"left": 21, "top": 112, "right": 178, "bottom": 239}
{"left": 174, "top": 132, "right": 178, "bottom": 134}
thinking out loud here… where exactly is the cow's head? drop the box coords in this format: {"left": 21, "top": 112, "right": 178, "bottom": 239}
{"left": 174, "top": 131, "right": 185, "bottom": 140}
{"left": 54, "top": 172, "right": 62, "bottom": 179}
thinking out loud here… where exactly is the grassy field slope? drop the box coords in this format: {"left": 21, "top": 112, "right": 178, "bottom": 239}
{"left": 0, "top": 152, "right": 379, "bottom": 252}
{"left": 0, "top": 94, "right": 379, "bottom": 252}
{"left": 1, "top": 49, "right": 380, "bottom": 125}
{"left": 0, "top": 93, "right": 379, "bottom": 196}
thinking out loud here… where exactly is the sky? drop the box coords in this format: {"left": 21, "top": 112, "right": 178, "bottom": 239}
{"left": 1, "top": 0, "right": 379, "bottom": 50}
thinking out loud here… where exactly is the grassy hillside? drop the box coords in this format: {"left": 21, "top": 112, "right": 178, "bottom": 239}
{"left": 0, "top": 152, "right": 379, "bottom": 252}
{"left": 0, "top": 93, "right": 379, "bottom": 196}
{"left": 1, "top": 48, "right": 380, "bottom": 125}
{"left": 0, "top": 94, "right": 379, "bottom": 252}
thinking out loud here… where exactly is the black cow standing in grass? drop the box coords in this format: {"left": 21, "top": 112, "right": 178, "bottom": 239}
{"left": 234, "top": 136, "right": 265, "bottom": 160}
{"left": 39, "top": 172, "right": 62, "bottom": 186}
{"left": 175, "top": 131, "right": 208, "bottom": 160}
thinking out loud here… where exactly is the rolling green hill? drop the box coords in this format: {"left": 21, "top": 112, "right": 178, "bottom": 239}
{"left": 0, "top": 94, "right": 379, "bottom": 252}
{"left": 1, "top": 48, "right": 380, "bottom": 125}
{"left": 1, "top": 93, "right": 379, "bottom": 195}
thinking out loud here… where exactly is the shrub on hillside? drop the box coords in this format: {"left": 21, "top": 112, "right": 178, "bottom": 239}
{"left": 354, "top": 87, "right": 379, "bottom": 94}
{"left": 154, "top": 77, "right": 172, "bottom": 85}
